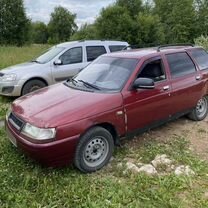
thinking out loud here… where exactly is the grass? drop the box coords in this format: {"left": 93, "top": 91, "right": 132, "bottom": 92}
{"left": 0, "top": 45, "right": 208, "bottom": 207}
{"left": 0, "top": 45, "right": 49, "bottom": 69}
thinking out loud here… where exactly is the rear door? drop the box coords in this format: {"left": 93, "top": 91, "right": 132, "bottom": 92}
{"left": 122, "top": 56, "right": 172, "bottom": 132}
{"left": 52, "top": 47, "right": 86, "bottom": 82}
{"left": 165, "top": 52, "right": 203, "bottom": 115}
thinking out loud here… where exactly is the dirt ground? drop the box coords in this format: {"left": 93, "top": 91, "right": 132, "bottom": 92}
{"left": 127, "top": 116, "right": 208, "bottom": 161}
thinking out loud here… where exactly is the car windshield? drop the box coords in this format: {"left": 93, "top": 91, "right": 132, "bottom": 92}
{"left": 73, "top": 56, "right": 139, "bottom": 92}
{"left": 34, "top": 47, "right": 65, "bottom": 64}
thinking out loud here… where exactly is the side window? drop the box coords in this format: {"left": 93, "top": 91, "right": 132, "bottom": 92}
{"left": 166, "top": 52, "right": 196, "bottom": 78}
{"left": 190, "top": 48, "right": 208, "bottom": 70}
{"left": 109, "top": 45, "right": 126, "bottom": 52}
{"left": 86, "top": 46, "right": 107, "bottom": 62}
{"left": 60, "top": 47, "right": 82, "bottom": 65}
{"left": 138, "top": 58, "right": 166, "bottom": 82}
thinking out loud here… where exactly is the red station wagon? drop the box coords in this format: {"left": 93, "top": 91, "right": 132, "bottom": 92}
{"left": 5, "top": 44, "right": 208, "bottom": 173}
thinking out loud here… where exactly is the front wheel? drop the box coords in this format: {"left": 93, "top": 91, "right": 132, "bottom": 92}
{"left": 188, "top": 96, "right": 208, "bottom": 121}
{"left": 74, "top": 127, "right": 114, "bottom": 173}
{"left": 22, "top": 79, "right": 46, "bottom": 95}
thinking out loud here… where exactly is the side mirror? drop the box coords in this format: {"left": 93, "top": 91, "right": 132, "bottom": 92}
{"left": 133, "top": 78, "right": 155, "bottom": 89}
{"left": 54, "top": 59, "right": 62, "bottom": 65}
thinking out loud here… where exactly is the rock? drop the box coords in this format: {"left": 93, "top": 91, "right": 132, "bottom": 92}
{"left": 137, "top": 162, "right": 144, "bottom": 168}
{"left": 174, "top": 165, "right": 195, "bottom": 176}
{"left": 126, "top": 162, "right": 140, "bottom": 173}
{"left": 117, "top": 163, "right": 123, "bottom": 168}
{"left": 138, "top": 164, "right": 157, "bottom": 175}
{"left": 151, "top": 154, "right": 173, "bottom": 168}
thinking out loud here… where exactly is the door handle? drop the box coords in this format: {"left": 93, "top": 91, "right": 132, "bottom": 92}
{"left": 196, "top": 75, "right": 201, "bottom": 80}
{"left": 163, "top": 85, "right": 170, "bottom": 91}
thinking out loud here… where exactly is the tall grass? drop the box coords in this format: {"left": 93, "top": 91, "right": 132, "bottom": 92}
{"left": 0, "top": 45, "right": 50, "bottom": 70}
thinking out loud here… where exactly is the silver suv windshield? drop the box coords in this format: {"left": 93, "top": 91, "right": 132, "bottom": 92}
{"left": 35, "top": 47, "right": 65, "bottom": 64}
{"left": 73, "top": 56, "right": 139, "bottom": 91}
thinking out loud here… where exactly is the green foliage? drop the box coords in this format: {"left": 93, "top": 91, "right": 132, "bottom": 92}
{"left": 70, "top": 24, "right": 98, "bottom": 41}
{"left": 30, "top": 22, "right": 48, "bottom": 44}
{"left": 195, "top": 0, "right": 208, "bottom": 36}
{"left": 154, "top": 0, "right": 196, "bottom": 43}
{"left": 48, "top": 6, "right": 77, "bottom": 44}
{"left": 195, "top": 35, "right": 208, "bottom": 50}
{"left": 0, "top": 0, "right": 30, "bottom": 46}
{"left": 116, "top": 0, "right": 143, "bottom": 18}
{"left": 136, "top": 13, "right": 165, "bottom": 46}
{"left": 95, "top": 5, "right": 135, "bottom": 44}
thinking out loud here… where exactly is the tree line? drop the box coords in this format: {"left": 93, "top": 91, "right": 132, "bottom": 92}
{"left": 1, "top": 0, "right": 208, "bottom": 46}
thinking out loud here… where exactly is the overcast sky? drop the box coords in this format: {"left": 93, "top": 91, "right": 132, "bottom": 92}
{"left": 24, "top": 0, "right": 115, "bottom": 27}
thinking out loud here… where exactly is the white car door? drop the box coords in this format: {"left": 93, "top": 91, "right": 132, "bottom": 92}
{"left": 52, "top": 46, "right": 87, "bottom": 82}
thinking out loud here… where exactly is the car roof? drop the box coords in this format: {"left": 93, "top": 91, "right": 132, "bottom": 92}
{"left": 104, "top": 46, "right": 203, "bottom": 59}
{"left": 57, "top": 40, "right": 128, "bottom": 48}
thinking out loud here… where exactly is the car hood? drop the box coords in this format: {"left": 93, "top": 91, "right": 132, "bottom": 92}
{"left": 1, "top": 62, "right": 42, "bottom": 74}
{"left": 12, "top": 83, "right": 123, "bottom": 128}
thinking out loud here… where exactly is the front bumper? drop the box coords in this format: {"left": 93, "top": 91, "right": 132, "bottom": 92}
{"left": 5, "top": 121, "right": 80, "bottom": 167}
{"left": 0, "top": 80, "right": 25, "bottom": 96}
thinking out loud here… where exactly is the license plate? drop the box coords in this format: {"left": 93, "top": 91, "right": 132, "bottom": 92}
{"left": 6, "top": 125, "right": 17, "bottom": 147}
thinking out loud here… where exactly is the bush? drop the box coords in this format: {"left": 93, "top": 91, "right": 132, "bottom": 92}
{"left": 194, "top": 35, "right": 208, "bottom": 50}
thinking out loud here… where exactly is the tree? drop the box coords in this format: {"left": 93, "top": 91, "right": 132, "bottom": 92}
{"left": 48, "top": 6, "right": 77, "bottom": 44}
{"left": 0, "top": 0, "right": 30, "bottom": 46}
{"left": 95, "top": 5, "right": 135, "bottom": 44}
{"left": 116, "top": 0, "right": 143, "bottom": 18}
{"left": 136, "top": 13, "right": 165, "bottom": 47}
{"left": 154, "top": 0, "right": 196, "bottom": 43}
{"left": 70, "top": 23, "right": 98, "bottom": 40}
{"left": 31, "top": 22, "right": 48, "bottom": 44}
{"left": 194, "top": 0, "right": 208, "bottom": 36}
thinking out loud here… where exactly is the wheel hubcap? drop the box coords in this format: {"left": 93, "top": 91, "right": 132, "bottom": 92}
{"left": 84, "top": 136, "right": 109, "bottom": 168}
{"left": 196, "top": 97, "right": 207, "bottom": 118}
{"left": 30, "top": 85, "right": 41, "bottom": 92}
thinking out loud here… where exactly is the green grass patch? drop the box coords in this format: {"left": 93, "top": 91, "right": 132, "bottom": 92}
{"left": 0, "top": 125, "right": 208, "bottom": 207}
{"left": 0, "top": 45, "right": 50, "bottom": 70}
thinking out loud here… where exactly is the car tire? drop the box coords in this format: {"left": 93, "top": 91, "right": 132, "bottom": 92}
{"left": 188, "top": 96, "right": 208, "bottom": 121}
{"left": 22, "top": 79, "right": 46, "bottom": 95}
{"left": 74, "top": 126, "right": 114, "bottom": 173}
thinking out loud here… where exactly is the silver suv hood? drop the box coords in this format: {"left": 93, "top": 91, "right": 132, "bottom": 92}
{"left": 1, "top": 62, "right": 42, "bottom": 74}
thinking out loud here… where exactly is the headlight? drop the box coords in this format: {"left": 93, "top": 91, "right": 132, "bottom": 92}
{"left": 22, "top": 123, "right": 56, "bottom": 141}
{"left": 0, "top": 74, "right": 16, "bottom": 82}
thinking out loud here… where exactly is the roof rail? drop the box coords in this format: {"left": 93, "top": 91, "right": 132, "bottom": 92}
{"left": 157, "top": 43, "right": 194, "bottom": 52}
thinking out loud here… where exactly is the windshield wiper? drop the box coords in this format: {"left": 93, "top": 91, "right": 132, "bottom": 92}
{"left": 78, "top": 79, "right": 100, "bottom": 90}
{"left": 67, "top": 78, "right": 78, "bottom": 86}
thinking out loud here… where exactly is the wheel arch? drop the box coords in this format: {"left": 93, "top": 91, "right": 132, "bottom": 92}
{"left": 81, "top": 122, "right": 120, "bottom": 146}
{"left": 21, "top": 77, "right": 49, "bottom": 95}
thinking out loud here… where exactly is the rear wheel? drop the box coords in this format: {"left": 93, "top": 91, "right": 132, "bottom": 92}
{"left": 188, "top": 96, "right": 208, "bottom": 121}
{"left": 22, "top": 79, "right": 46, "bottom": 95}
{"left": 74, "top": 127, "right": 114, "bottom": 173}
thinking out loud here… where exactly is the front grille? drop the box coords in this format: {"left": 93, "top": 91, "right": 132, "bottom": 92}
{"left": 8, "top": 112, "right": 25, "bottom": 131}
{"left": 0, "top": 73, "right": 4, "bottom": 77}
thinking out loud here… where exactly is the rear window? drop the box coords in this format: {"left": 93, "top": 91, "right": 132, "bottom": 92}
{"left": 190, "top": 48, "right": 208, "bottom": 70}
{"left": 109, "top": 45, "right": 126, "bottom": 52}
{"left": 86, "top": 46, "right": 107, "bottom": 62}
{"left": 166, "top": 52, "right": 196, "bottom": 78}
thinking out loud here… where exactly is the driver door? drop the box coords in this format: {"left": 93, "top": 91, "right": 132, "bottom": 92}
{"left": 122, "top": 56, "right": 172, "bottom": 133}
{"left": 52, "top": 47, "right": 86, "bottom": 82}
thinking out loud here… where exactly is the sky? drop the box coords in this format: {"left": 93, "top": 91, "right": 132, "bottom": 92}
{"left": 24, "top": 0, "right": 115, "bottom": 27}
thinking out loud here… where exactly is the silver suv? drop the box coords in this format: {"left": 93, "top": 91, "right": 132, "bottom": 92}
{"left": 0, "top": 40, "right": 128, "bottom": 96}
